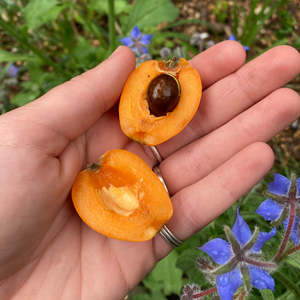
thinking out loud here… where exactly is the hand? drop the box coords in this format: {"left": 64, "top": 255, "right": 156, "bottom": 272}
{"left": 0, "top": 44, "right": 299, "bottom": 300}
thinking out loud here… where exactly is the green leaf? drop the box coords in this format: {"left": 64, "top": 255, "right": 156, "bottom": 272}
{"left": 276, "top": 289, "right": 299, "bottom": 300}
{"left": 260, "top": 288, "right": 275, "bottom": 300}
{"left": 41, "top": 72, "right": 66, "bottom": 93}
{"left": 0, "top": 63, "right": 11, "bottom": 81}
{"left": 2, "top": 0, "right": 15, "bottom": 5}
{"left": 23, "top": 0, "right": 68, "bottom": 30}
{"left": 69, "top": 37, "right": 99, "bottom": 70}
{"left": 176, "top": 248, "right": 206, "bottom": 284}
{"left": 130, "top": 294, "right": 152, "bottom": 300}
{"left": 27, "top": 61, "right": 44, "bottom": 86}
{"left": 143, "top": 250, "right": 183, "bottom": 296}
{"left": 124, "top": 0, "right": 179, "bottom": 34}
{"left": 176, "top": 248, "right": 199, "bottom": 272}
{"left": 241, "top": 0, "right": 283, "bottom": 46}
{"left": 74, "top": 14, "right": 108, "bottom": 48}
{"left": 293, "top": 36, "right": 300, "bottom": 49}
{"left": 153, "top": 32, "right": 191, "bottom": 42}
{"left": 150, "top": 290, "right": 168, "bottom": 300}
{"left": 88, "top": 0, "right": 132, "bottom": 15}
{"left": 0, "top": 50, "right": 38, "bottom": 63}
{"left": 273, "top": 271, "right": 300, "bottom": 298}
{"left": 10, "top": 90, "right": 40, "bottom": 107}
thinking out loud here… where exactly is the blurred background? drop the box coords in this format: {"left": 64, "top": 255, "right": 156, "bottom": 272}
{"left": 0, "top": 1, "right": 300, "bottom": 299}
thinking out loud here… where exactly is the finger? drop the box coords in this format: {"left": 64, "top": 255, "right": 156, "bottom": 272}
{"left": 162, "top": 87, "right": 300, "bottom": 195}
{"left": 65, "top": 42, "right": 247, "bottom": 167}
{"left": 157, "top": 45, "right": 300, "bottom": 157}
{"left": 0, "top": 46, "right": 136, "bottom": 157}
{"left": 190, "top": 40, "right": 246, "bottom": 90}
{"left": 155, "top": 142, "right": 274, "bottom": 257}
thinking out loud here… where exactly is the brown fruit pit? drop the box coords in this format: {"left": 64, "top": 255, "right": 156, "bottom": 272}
{"left": 146, "top": 73, "right": 181, "bottom": 117}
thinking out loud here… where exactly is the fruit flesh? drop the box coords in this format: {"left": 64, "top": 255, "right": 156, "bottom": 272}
{"left": 119, "top": 58, "right": 202, "bottom": 146}
{"left": 72, "top": 150, "right": 173, "bottom": 242}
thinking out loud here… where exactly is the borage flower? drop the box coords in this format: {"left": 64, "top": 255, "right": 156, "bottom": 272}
{"left": 256, "top": 173, "right": 300, "bottom": 246}
{"left": 228, "top": 34, "right": 250, "bottom": 51}
{"left": 199, "top": 208, "right": 276, "bottom": 300}
{"left": 160, "top": 47, "right": 171, "bottom": 60}
{"left": 7, "top": 64, "right": 19, "bottom": 77}
{"left": 120, "top": 25, "right": 153, "bottom": 55}
{"left": 190, "top": 32, "right": 210, "bottom": 53}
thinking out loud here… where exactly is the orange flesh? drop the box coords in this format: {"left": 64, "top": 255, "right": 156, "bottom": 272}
{"left": 72, "top": 149, "right": 173, "bottom": 242}
{"left": 119, "top": 58, "right": 202, "bottom": 146}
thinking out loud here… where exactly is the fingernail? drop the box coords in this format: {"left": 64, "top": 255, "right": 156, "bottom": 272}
{"left": 109, "top": 46, "right": 123, "bottom": 59}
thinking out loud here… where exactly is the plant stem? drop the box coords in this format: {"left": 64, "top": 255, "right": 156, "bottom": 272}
{"left": 68, "top": 1, "right": 79, "bottom": 40}
{"left": 192, "top": 287, "right": 218, "bottom": 298}
{"left": 108, "top": 0, "right": 116, "bottom": 54}
{"left": 0, "top": 16, "right": 71, "bottom": 79}
{"left": 88, "top": 22, "right": 108, "bottom": 48}
{"left": 242, "top": 257, "right": 277, "bottom": 269}
{"left": 274, "top": 201, "right": 296, "bottom": 262}
{"left": 238, "top": 290, "right": 247, "bottom": 300}
{"left": 287, "top": 244, "right": 300, "bottom": 255}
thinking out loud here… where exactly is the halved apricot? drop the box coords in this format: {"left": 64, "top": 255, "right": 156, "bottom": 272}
{"left": 119, "top": 57, "right": 202, "bottom": 146}
{"left": 72, "top": 149, "right": 173, "bottom": 242}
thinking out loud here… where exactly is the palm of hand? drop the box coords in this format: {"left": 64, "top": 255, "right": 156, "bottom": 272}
{"left": 0, "top": 45, "right": 299, "bottom": 300}
{"left": 0, "top": 104, "right": 155, "bottom": 299}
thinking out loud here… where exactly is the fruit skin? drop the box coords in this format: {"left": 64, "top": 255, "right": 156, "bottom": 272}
{"left": 119, "top": 58, "right": 202, "bottom": 146}
{"left": 72, "top": 149, "right": 173, "bottom": 242}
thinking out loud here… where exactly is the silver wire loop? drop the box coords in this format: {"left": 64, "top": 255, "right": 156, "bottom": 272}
{"left": 150, "top": 146, "right": 163, "bottom": 164}
{"left": 153, "top": 165, "right": 169, "bottom": 196}
{"left": 152, "top": 165, "right": 183, "bottom": 247}
{"left": 160, "top": 224, "right": 183, "bottom": 247}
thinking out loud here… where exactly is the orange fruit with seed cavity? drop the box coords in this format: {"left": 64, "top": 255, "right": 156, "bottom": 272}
{"left": 72, "top": 149, "right": 173, "bottom": 242}
{"left": 119, "top": 57, "right": 202, "bottom": 146}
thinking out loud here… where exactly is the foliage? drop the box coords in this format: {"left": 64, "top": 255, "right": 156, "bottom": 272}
{"left": 213, "top": 1, "right": 229, "bottom": 24}
{"left": 0, "top": 0, "right": 181, "bottom": 112}
{"left": 180, "top": 172, "right": 300, "bottom": 300}
{"left": 143, "top": 250, "right": 183, "bottom": 297}
{"left": 232, "top": 0, "right": 295, "bottom": 48}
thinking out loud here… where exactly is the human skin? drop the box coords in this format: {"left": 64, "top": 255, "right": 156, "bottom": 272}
{"left": 0, "top": 44, "right": 299, "bottom": 300}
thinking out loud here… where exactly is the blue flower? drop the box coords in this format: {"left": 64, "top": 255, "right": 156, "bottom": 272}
{"left": 120, "top": 25, "right": 153, "bottom": 55}
{"left": 256, "top": 173, "right": 300, "bottom": 246}
{"left": 199, "top": 208, "right": 276, "bottom": 300}
{"left": 7, "top": 64, "right": 19, "bottom": 77}
{"left": 228, "top": 35, "right": 250, "bottom": 51}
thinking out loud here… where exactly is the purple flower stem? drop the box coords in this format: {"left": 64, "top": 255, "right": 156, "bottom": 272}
{"left": 192, "top": 287, "right": 218, "bottom": 298}
{"left": 287, "top": 244, "right": 300, "bottom": 255}
{"left": 136, "top": 41, "right": 144, "bottom": 55}
{"left": 274, "top": 201, "right": 296, "bottom": 262}
{"left": 196, "top": 258, "right": 214, "bottom": 271}
{"left": 199, "top": 39, "right": 203, "bottom": 53}
{"left": 242, "top": 256, "right": 277, "bottom": 269}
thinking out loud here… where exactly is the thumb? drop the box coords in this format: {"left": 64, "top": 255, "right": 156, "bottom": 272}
{"left": 0, "top": 46, "right": 135, "bottom": 155}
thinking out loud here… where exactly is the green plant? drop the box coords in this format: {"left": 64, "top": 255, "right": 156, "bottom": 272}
{"left": 275, "top": 10, "right": 297, "bottom": 39}
{"left": 232, "top": 0, "right": 291, "bottom": 48}
{"left": 213, "top": 1, "right": 229, "bottom": 24}
{"left": 0, "top": 0, "right": 181, "bottom": 110}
